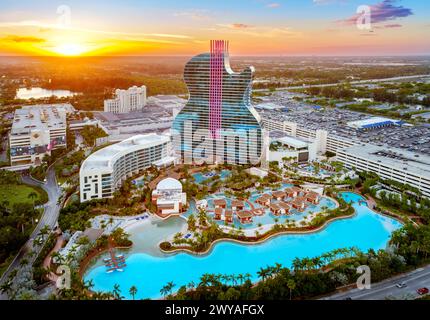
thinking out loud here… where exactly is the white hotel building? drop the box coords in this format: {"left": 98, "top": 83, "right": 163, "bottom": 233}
{"left": 9, "top": 104, "right": 67, "bottom": 167}
{"left": 262, "top": 117, "right": 430, "bottom": 198}
{"left": 79, "top": 134, "right": 172, "bottom": 202}
{"left": 338, "top": 145, "right": 430, "bottom": 198}
{"left": 104, "top": 85, "right": 147, "bottom": 113}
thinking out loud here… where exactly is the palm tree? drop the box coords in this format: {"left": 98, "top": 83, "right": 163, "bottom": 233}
{"left": 84, "top": 279, "right": 94, "bottom": 292}
{"left": 0, "top": 281, "right": 12, "bottom": 295}
{"left": 160, "top": 285, "right": 169, "bottom": 298}
{"left": 166, "top": 281, "right": 176, "bottom": 296}
{"left": 51, "top": 251, "right": 64, "bottom": 265}
{"left": 38, "top": 225, "right": 50, "bottom": 241}
{"left": 129, "top": 285, "right": 138, "bottom": 300}
{"left": 287, "top": 279, "right": 296, "bottom": 300}
{"left": 28, "top": 191, "right": 38, "bottom": 211}
{"left": 237, "top": 274, "right": 245, "bottom": 285}
{"left": 257, "top": 267, "right": 269, "bottom": 281}
{"left": 112, "top": 284, "right": 123, "bottom": 300}
{"left": 187, "top": 281, "right": 195, "bottom": 291}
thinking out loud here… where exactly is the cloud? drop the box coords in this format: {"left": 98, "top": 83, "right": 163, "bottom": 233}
{"left": 313, "top": 0, "right": 346, "bottom": 5}
{"left": 383, "top": 23, "right": 402, "bottom": 28}
{"left": 173, "top": 9, "right": 211, "bottom": 21}
{"left": 229, "top": 23, "right": 253, "bottom": 29}
{"left": 266, "top": 3, "right": 281, "bottom": 8}
{"left": 337, "top": 0, "right": 413, "bottom": 26}
{"left": 3, "top": 35, "right": 46, "bottom": 43}
{"left": 215, "top": 24, "right": 301, "bottom": 38}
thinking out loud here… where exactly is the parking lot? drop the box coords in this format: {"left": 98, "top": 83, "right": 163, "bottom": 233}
{"left": 258, "top": 91, "right": 430, "bottom": 156}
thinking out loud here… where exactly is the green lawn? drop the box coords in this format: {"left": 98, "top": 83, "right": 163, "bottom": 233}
{"left": 0, "top": 184, "right": 47, "bottom": 207}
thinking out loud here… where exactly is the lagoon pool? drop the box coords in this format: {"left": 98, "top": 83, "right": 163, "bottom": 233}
{"left": 192, "top": 170, "right": 231, "bottom": 184}
{"left": 84, "top": 192, "right": 403, "bottom": 300}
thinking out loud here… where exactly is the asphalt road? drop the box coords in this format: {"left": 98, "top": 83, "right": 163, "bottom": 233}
{"left": 322, "top": 264, "right": 430, "bottom": 300}
{"left": 0, "top": 166, "right": 61, "bottom": 300}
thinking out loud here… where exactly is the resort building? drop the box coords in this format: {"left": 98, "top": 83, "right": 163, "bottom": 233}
{"left": 151, "top": 178, "right": 187, "bottom": 215}
{"left": 256, "top": 194, "right": 271, "bottom": 207}
{"left": 268, "top": 132, "right": 318, "bottom": 164}
{"left": 272, "top": 191, "right": 286, "bottom": 201}
{"left": 261, "top": 117, "right": 357, "bottom": 155}
{"left": 79, "top": 134, "right": 171, "bottom": 202}
{"left": 104, "top": 85, "right": 147, "bottom": 113}
{"left": 291, "top": 198, "right": 307, "bottom": 212}
{"left": 231, "top": 200, "right": 245, "bottom": 211}
{"left": 305, "top": 191, "right": 320, "bottom": 205}
{"left": 269, "top": 203, "right": 282, "bottom": 216}
{"left": 236, "top": 210, "right": 253, "bottom": 224}
{"left": 172, "top": 40, "right": 263, "bottom": 165}
{"left": 278, "top": 202, "right": 291, "bottom": 214}
{"left": 337, "top": 144, "right": 430, "bottom": 198}
{"left": 225, "top": 210, "right": 233, "bottom": 223}
{"left": 213, "top": 198, "right": 227, "bottom": 209}
{"left": 214, "top": 207, "right": 223, "bottom": 220}
{"left": 285, "top": 188, "right": 298, "bottom": 198}
{"left": 9, "top": 104, "right": 67, "bottom": 167}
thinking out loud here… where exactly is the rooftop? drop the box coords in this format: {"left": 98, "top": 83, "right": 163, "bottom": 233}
{"left": 275, "top": 135, "right": 309, "bottom": 149}
{"left": 157, "top": 177, "right": 182, "bottom": 191}
{"left": 11, "top": 104, "right": 67, "bottom": 135}
{"left": 347, "top": 117, "right": 404, "bottom": 130}
{"left": 81, "top": 134, "right": 170, "bottom": 172}
{"left": 342, "top": 144, "right": 430, "bottom": 177}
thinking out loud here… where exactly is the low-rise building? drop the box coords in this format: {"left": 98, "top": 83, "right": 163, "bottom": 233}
{"left": 152, "top": 178, "right": 187, "bottom": 215}
{"left": 9, "top": 104, "right": 67, "bottom": 167}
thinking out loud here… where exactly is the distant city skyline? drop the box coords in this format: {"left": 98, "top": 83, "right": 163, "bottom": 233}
{"left": 0, "top": 0, "right": 429, "bottom": 56}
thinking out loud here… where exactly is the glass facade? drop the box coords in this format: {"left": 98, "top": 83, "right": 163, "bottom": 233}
{"left": 172, "top": 40, "right": 262, "bottom": 164}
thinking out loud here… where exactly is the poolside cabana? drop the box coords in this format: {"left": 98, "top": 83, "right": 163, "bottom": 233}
{"left": 256, "top": 194, "right": 271, "bottom": 207}
{"left": 269, "top": 203, "right": 282, "bottom": 216}
{"left": 214, "top": 207, "right": 223, "bottom": 220}
{"left": 291, "top": 186, "right": 303, "bottom": 196}
{"left": 305, "top": 191, "right": 320, "bottom": 204}
{"left": 236, "top": 210, "right": 253, "bottom": 224}
{"left": 213, "top": 198, "right": 227, "bottom": 209}
{"left": 284, "top": 188, "right": 298, "bottom": 198}
{"left": 291, "top": 198, "right": 306, "bottom": 212}
{"left": 224, "top": 210, "right": 233, "bottom": 223}
{"left": 272, "top": 191, "right": 286, "bottom": 201}
{"left": 278, "top": 201, "right": 291, "bottom": 215}
{"left": 231, "top": 200, "right": 245, "bottom": 211}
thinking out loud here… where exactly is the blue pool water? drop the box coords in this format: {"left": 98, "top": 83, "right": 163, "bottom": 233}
{"left": 84, "top": 192, "right": 403, "bottom": 300}
{"left": 192, "top": 170, "right": 231, "bottom": 184}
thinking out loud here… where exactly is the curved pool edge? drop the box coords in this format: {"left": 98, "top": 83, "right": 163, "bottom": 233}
{"left": 158, "top": 207, "right": 357, "bottom": 257}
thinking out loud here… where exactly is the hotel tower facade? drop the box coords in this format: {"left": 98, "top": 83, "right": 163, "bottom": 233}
{"left": 172, "top": 40, "right": 263, "bottom": 165}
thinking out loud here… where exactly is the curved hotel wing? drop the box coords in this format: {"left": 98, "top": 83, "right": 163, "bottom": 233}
{"left": 79, "top": 134, "right": 170, "bottom": 202}
{"left": 172, "top": 40, "right": 263, "bottom": 165}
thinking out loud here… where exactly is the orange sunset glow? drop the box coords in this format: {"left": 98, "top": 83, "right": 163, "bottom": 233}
{"left": 0, "top": 0, "right": 429, "bottom": 56}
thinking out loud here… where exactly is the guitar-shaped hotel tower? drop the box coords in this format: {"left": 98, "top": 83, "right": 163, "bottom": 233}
{"left": 172, "top": 40, "right": 263, "bottom": 164}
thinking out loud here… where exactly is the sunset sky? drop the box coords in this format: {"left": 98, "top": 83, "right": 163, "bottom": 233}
{"left": 0, "top": 0, "right": 429, "bottom": 56}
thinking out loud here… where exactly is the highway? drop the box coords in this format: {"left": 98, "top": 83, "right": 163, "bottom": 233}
{"left": 254, "top": 74, "right": 430, "bottom": 92}
{"left": 0, "top": 166, "right": 62, "bottom": 300}
{"left": 321, "top": 264, "right": 430, "bottom": 300}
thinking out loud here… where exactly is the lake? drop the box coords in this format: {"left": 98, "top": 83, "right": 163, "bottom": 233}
{"left": 15, "top": 87, "right": 79, "bottom": 100}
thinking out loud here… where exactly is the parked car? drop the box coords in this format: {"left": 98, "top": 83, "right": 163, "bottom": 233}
{"left": 417, "top": 287, "right": 429, "bottom": 295}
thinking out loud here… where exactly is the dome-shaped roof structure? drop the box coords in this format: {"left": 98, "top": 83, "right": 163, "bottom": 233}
{"left": 156, "top": 177, "right": 182, "bottom": 191}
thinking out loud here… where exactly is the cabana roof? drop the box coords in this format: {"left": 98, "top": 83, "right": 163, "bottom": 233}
{"left": 213, "top": 199, "right": 227, "bottom": 206}
{"left": 237, "top": 210, "right": 253, "bottom": 219}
